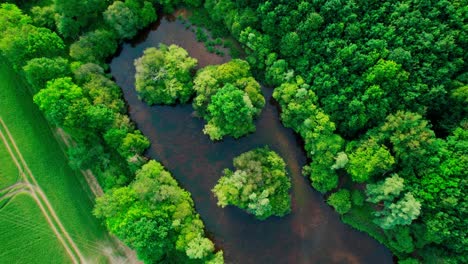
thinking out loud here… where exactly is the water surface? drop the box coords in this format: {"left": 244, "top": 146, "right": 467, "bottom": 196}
{"left": 110, "top": 15, "right": 392, "bottom": 264}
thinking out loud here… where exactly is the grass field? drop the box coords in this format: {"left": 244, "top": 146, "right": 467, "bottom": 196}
{"left": 0, "top": 138, "right": 18, "bottom": 189}
{"left": 0, "top": 60, "right": 120, "bottom": 262}
{"left": 0, "top": 193, "right": 71, "bottom": 263}
{"left": 341, "top": 204, "right": 387, "bottom": 247}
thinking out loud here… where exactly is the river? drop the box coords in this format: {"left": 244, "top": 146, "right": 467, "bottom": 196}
{"left": 109, "top": 14, "right": 392, "bottom": 264}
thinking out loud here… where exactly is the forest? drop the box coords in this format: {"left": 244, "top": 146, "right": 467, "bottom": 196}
{"left": 0, "top": 0, "right": 466, "bottom": 263}
{"left": 199, "top": 1, "right": 467, "bottom": 263}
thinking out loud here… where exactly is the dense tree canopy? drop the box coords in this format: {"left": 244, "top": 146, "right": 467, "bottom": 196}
{"left": 104, "top": 0, "right": 157, "bottom": 40}
{"left": 2, "top": 1, "right": 226, "bottom": 263}
{"left": 327, "top": 189, "right": 351, "bottom": 215}
{"left": 273, "top": 77, "right": 344, "bottom": 193}
{"left": 212, "top": 147, "right": 291, "bottom": 220}
{"left": 193, "top": 59, "right": 265, "bottom": 140}
{"left": 53, "top": 0, "right": 108, "bottom": 38}
{"left": 134, "top": 44, "right": 198, "bottom": 105}
{"left": 0, "top": 4, "right": 65, "bottom": 69}
{"left": 69, "top": 29, "right": 118, "bottom": 63}
{"left": 366, "top": 175, "right": 421, "bottom": 230}
{"left": 3, "top": 0, "right": 467, "bottom": 263}
{"left": 95, "top": 160, "right": 223, "bottom": 263}
{"left": 203, "top": 0, "right": 467, "bottom": 262}
{"left": 203, "top": 84, "right": 257, "bottom": 140}
{"left": 23, "top": 57, "right": 70, "bottom": 92}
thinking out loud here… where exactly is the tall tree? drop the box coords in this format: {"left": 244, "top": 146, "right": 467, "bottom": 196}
{"left": 213, "top": 147, "right": 291, "bottom": 220}
{"left": 134, "top": 44, "right": 197, "bottom": 105}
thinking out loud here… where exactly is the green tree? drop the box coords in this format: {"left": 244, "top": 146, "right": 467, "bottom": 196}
{"left": 366, "top": 174, "right": 404, "bottom": 203}
{"left": 212, "top": 147, "right": 291, "bottom": 220}
{"left": 351, "top": 190, "right": 365, "bottom": 207}
{"left": 380, "top": 111, "right": 437, "bottom": 174}
{"left": 117, "top": 130, "right": 150, "bottom": 158}
{"left": 264, "top": 59, "right": 293, "bottom": 87}
{"left": 0, "top": 24, "right": 65, "bottom": 69}
{"left": 193, "top": 59, "right": 259, "bottom": 114}
{"left": 0, "top": 3, "right": 30, "bottom": 32}
{"left": 385, "top": 227, "right": 415, "bottom": 254}
{"left": 327, "top": 189, "right": 352, "bottom": 214}
{"left": 23, "top": 57, "right": 70, "bottom": 92}
{"left": 280, "top": 32, "right": 300, "bottom": 57}
{"left": 346, "top": 138, "right": 395, "bottom": 182}
{"left": 33, "top": 77, "right": 85, "bottom": 126}
{"left": 374, "top": 192, "right": 421, "bottom": 230}
{"left": 94, "top": 160, "right": 223, "bottom": 263}
{"left": 134, "top": 44, "right": 197, "bottom": 105}
{"left": 69, "top": 29, "right": 118, "bottom": 63}
{"left": 204, "top": 84, "right": 256, "bottom": 140}
{"left": 331, "top": 151, "right": 349, "bottom": 170}
{"left": 185, "top": 235, "right": 215, "bottom": 259}
{"left": 366, "top": 175, "right": 421, "bottom": 229}
{"left": 104, "top": 0, "right": 157, "bottom": 40}
{"left": 104, "top": 1, "right": 139, "bottom": 39}
{"left": 54, "top": 0, "right": 107, "bottom": 38}
{"left": 30, "top": 5, "right": 55, "bottom": 29}
{"left": 81, "top": 73, "right": 125, "bottom": 112}
{"left": 193, "top": 59, "right": 264, "bottom": 140}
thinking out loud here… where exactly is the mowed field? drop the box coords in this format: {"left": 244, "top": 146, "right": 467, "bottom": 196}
{"left": 0, "top": 60, "right": 121, "bottom": 263}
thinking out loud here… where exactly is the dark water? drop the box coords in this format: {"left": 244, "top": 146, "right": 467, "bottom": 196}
{"left": 110, "top": 15, "right": 392, "bottom": 264}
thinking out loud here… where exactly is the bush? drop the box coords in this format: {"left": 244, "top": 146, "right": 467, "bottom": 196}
{"left": 327, "top": 189, "right": 352, "bottom": 214}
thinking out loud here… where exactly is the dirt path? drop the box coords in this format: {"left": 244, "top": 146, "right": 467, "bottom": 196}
{"left": 0, "top": 186, "right": 29, "bottom": 208}
{"left": 56, "top": 128, "right": 141, "bottom": 263}
{"left": 56, "top": 129, "right": 104, "bottom": 197}
{"left": 0, "top": 182, "right": 25, "bottom": 195}
{"left": 0, "top": 118, "right": 85, "bottom": 263}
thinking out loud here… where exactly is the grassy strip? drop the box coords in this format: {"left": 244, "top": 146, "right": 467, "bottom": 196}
{"left": 0, "top": 61, "right": 113, "bottom": 262}
{"left": 0, "top": 193, "right": 71, "bottom": 264}
{"left": 342, "top": 204, "right": 388, "bottom": 246}
{"left": 0, "top": 137, "right": 19, "bottom": 189}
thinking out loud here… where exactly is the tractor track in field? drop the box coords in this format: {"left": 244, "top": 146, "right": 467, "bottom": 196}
{"left": 0, "top": 117, "right": 85, "bottom": 264}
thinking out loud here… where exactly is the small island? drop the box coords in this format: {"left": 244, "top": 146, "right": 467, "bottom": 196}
{"left": 212, "top": 147, "right": 291, "bottom": 220}
{"left": 134, "top": 44, "right": 197, "bottom": 105}
{"left": 193, "top": 59, "right": 265, "bottom": 140}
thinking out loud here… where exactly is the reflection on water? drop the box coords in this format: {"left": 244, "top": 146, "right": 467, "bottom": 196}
{"left": 110, "top": 15, "right": 392, "bottom": 264}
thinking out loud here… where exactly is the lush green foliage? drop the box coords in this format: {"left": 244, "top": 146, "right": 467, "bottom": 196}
{"left": 203, "top": 0, "right": 467, "bottom": 262}
{"left": 0, "top": 4, "right": 64, "bottom": 69}
{"left": 193, "top": 59, "right": 265, "bottom": 140}
{"left": 204, "top": 84, "right": 257, "bottom": 140}
{"left": 327, "top": 189, "right": 351, "bottom": 215}
{"left": 4, "top": 0, "right": 466, "bottom": 262}
{"left": 95, "top": 160, "right": 222, "bottom": 263}
{"left": 0, "top": 60, "right": 114, "bottom": 260}
{"left": 134, "top": 44, "right": 198, "bottom": 105}
{"left": 212, "top": 147, "right": 291, "bottom": 220}
{"left": 69, "top": 29, "right": 118, "bottom": 64}
{"left": 104, "top": 0, "right": 157, "bottom": 40}
{"left": 346, "top": 138, "right": 395, "bottom": 183}
{"left": 1, "top": 3, "right": 223, "bottom": 263}
{"left": 23, "top": 57, "right": 71, "bottom": 92}
{"left": 366, "top": 175, "right": 421, "bottom": 229}
{"left": 273, "top": 77, "right": 343, "bottom": 193}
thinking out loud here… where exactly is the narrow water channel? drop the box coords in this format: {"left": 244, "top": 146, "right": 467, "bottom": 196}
{"left": 110, "top": 15, "right": 392, "bottom": 264}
